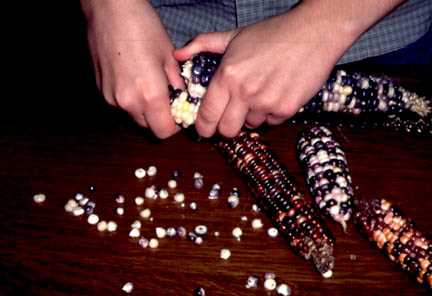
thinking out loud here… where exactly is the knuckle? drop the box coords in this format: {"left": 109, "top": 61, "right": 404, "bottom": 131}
{"left": 239, "top": 82, "right": 259, "bottom": 98}
{"left": 275, "top": 102, "right": 298, "bottom": 118}
{"left": 219, "top": 63, "right": 237, "bottom": 81}
{"left": 199, "top": 104, "right": 219, "bottom": 124}
{"left": 115, "top": 88, "right": 138, "bottom": 111}
{"left": 194, "top": 34, "right": 207, "bottom": 44}
{"left": 218, "top": 121, "right": 239, "bottom": 138}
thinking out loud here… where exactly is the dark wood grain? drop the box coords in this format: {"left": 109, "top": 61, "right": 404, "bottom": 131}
{"left": 1, "top": 75, "right": 431, "bottom": 295}
{"left": 2, "top": 3, "right": 432, "bottom": 294}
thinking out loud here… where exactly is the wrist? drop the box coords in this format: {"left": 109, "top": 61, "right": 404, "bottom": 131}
{"left": 298, "top": 0, "right": 405, "bottom": 42}
{"left": 80, "top": 0, "right": 153, "bottom": 24}
{"left": 294, "top": 1, "right": 361, "bottom": 49}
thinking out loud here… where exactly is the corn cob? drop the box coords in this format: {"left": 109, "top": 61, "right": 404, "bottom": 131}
{"left": 297, "top": 126, "right": 354, "bottom": 231}
{"left": 217, "top": 131, "right": 335, "bottom": 278}
{"left": 355, "top": 198, "right": 432, "bottom": 290}
{"left": 169, "top": 53, "right": 431, "bottom": 134}
{"left": 170, "top": 53, "right": 221, "bottom": 128}
{"left": 302, "top": 69, "right": 431, "bottom": 134}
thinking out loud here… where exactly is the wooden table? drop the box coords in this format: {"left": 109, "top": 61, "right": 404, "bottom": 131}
{"left": 1, "top": 71, "right": 431, "bottom": 295}
{"left": 2, "top": 5, "right": 432, "bottom": 294}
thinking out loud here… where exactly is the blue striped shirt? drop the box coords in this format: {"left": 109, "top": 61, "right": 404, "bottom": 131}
{"left": 150, "top": 0, "right": 432, "bottom": 64}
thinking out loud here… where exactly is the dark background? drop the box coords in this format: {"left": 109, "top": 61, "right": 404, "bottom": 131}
{"left": 1, "top": 2, "right": 431, "bottom": 295}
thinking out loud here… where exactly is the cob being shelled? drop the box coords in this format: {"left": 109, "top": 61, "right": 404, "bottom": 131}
{"left": 170, "top": 53, "right": 431, "bottom": 134}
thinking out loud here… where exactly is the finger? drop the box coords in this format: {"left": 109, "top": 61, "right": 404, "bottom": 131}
{"left": 165, "top": 59, "right": 185, "bottom": 89}
{"left": 174, "top": 30, "right": 238, "bottom": 62}
{"left": 129, "top": 110, "right": 149, "bottom": 128}
{"left": 218, "top": 98, "right": 249, "bottom": 138}
{"left": 245, "top": 110, "right": 266, "bottom": 129}
{"left": 195, "top": 78, "right": 230, "bottom": 137}
{"left": 266, "top": 114, "right": 286, "bottom": 126}
{"left": 141, "top": 71, "right": 179, "bottom": 139}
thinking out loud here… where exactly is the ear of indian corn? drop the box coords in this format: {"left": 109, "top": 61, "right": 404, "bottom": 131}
{"left": 297, "top": 126, "right": 355, "bottom": 231}
{"left": 355, "top": 198, "right": 432, "bottom": 290}
{"left": 217, "top": 131, "right": 335, "bottom": 278}
{"left": 170, "top": 53, "right": 431, "bottom": 134}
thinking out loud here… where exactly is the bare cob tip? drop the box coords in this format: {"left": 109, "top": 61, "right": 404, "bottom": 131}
{"left": 340, "top": 221, "right": 348, "bottom": 233}
{"left": 309, "top": 238, "right": 335, "bottom": 278}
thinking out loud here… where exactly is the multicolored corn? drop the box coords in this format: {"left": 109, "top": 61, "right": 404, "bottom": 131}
{"left": 170, "top": 53, "right": 221, "bottom": 128}
{"left": 169, "top": 53, "right": 431, "bottom": 134}
{"left": 217, "top": 131, "right": 335, "bottom": 278}
{"left": 297, "top": 126, "right": 354, "bottom": 231}
{"left": 355, "top": 198, "right": 432, "bottom": 290}
{"left": 302, "top": 70, "right": 431, "bottom": 134}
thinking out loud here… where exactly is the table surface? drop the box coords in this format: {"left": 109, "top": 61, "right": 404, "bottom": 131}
{"left": 1, "top": 66, "right": 431, "bottom": 296}
{"left": 3, "top": 5, "right": 432, "bottom": 294}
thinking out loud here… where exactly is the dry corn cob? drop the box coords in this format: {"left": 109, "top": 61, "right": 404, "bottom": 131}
{"left": 169, "top": 53, "right": 431, "bottom": 134}
{"left": 297, "top": 126, "right": 354, "bottom": 231}
{"left": 355, "top": 198, "right": 432, "bottom": 290}
{"left": 217, "top": 131, "right": 335, "bottom": 278}
{"left": 302, "top": 69, "right": 432, "bottom": 134}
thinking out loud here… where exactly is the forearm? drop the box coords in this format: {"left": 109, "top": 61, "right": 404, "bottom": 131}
{"left": 298, "top": 0, "right": 406, "bottom": 42}
{"left": 80, "top": 0, "right": 157, "bottom": 24}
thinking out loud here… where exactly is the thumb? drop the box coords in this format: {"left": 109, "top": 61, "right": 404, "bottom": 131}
{"left": 165, "top": 59, "right": 185, "bottom": 90}
{"left": 174, "top": 30, "right": 238, "bottom": 61}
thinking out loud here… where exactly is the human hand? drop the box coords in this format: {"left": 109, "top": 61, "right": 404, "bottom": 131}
{"left": 174, "top": 3, "right": 359, "bottom": 138}
{"left": 82, "top": 0, "right": 184, "bottom": 138}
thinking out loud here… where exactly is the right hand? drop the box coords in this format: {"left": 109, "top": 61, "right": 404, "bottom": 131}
{"left": 82, "top": 0, "right": 184, "bottom": 138}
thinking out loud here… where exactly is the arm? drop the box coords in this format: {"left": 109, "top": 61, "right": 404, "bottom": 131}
{"left": 81, "top": 0, "right": 184, "bottom": 138}
{"left": 175, "top": 0, "right": 406, "bottom": 137}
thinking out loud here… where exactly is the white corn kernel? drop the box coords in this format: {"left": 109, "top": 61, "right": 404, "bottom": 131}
{"left": 155, "top": 227, "right": 166, "bottom": 239}
{"left": 131, "top": 220, "right": 142, "bottom": 229}
{"left": 140, "top": 208, "right": 151, "bottom": 219}
{"left": 122, "top": 282, "right": 134, "bottom": 293}
{"left": 97, "top": 220, "right": 108, "bottom": 232}
{"left": 264, "top": 278, "right": 277, "bottom": 291}
{"left": 149, "top": 238, "right": 159, "bottom": 249}
{"left": 134, "top": 196, "right": 144, "bottom": 206}
{"left": 232, "top": 227, "right": 243, "bottom": 240}
{"left": 135, "top": 168, "right": 146, "bottom": 179}
{"left": 158, "top": 189, "right": 169, "bottom": 199}
{"left": 33, "top": 193, "right": 46, "bottom": 204}
{"left": 145, "top": 186, "right": 157, "bottom": 199}
{"left": 147, "top": 165, "right": 157, "bottom": 177}
{"left": 174, "top": 192, "right": 185, "bottom": 203}
{"left": 277, "top": 283, "right": 291, "bottom": 296}
{"left": 64, "top": 199, "right": 78, "bottom": 213}
{"left": 220, "top": 248, "right": 231, "bottom": 260}
{"left": 267, "top": 227, "right": 279, "bottom": 238}
{"left": 129, "top": 228, "right": 140, "bottom": 238}
{"left": 87, "top": 214, "right": 99, "bottom": 225}
{"left": 72, "top": 207, "right": 85, "bottom": 216}
{"left": 116, "top": 207, "right": 124, "bottom": 216}
{"left": 168, "top": 179, "right": 177, "bottom": 189}
{"left": 107, "top": 221, "right": 118, "bottom": 232}
{"left": 251, "top": 218, "right": 263, "bottom": 229}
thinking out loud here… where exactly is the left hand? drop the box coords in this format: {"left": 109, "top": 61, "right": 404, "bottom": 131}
{"left": 174, "top": 4, "right": 357, "bottom": 138}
